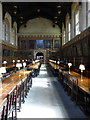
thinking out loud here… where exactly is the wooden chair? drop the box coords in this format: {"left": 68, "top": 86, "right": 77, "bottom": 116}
{"left": 77, "top": 87, "right": 90, "bottom": 113}
{"left": 4, "top": 87, "right": 17, "bottom": 120}
{"left": 5, "top": 94, "right": 9, "bottom": 120}
{"left": 24, "top": 74, "right": 32, "bottom": 98}
{"left": 16, "top": 85, "right": 22, "bottom": 112}
{"left": 26, "top": 74, "right": 31, "bottom": 92}
{"left": 28, "top": 73, "right": 32, "bottom": 88}
{"left": 71, "top": 76, "right": 78, "bottom": 103}
{"left": 21, "top": 81, "right": 25, "bottom": 103}
{"left": 1, "top": 106, "right": 5, "bottom": 120}
{"left": 24, "top": 78, "right": 28, "bottom": 98}
{"left": 63, "top": 71, "right": 69, "bottom": 91}
{"left": 58, "top": 69, "right": 63, "bottom": 84}
{"left": 67, "top": 75, "right": 73, "bottom": 96}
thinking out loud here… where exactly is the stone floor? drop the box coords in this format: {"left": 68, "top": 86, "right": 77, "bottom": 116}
{"left": 17, "top": 64, "right": 88, "bottom": 119}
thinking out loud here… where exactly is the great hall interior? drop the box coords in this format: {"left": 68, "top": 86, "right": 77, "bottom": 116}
{"left": 0, "top": 0, "right": 90, "bottom": 119}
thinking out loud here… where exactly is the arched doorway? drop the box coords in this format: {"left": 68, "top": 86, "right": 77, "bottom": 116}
{"left": 36, "top": 52, "right": 44, "bottom": 63}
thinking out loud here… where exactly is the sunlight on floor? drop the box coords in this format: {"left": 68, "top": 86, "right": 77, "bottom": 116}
{"left": 40, "top": 70, "right": 47, "bottom": 75}
{"left": 17, "top": 64, "right": 86, "bottom": 119}
{"left": 17, "top": 104, "right": 68, "bottom": 118}
{"left": 32, "top": 78, "right": 49, "bottom": 88}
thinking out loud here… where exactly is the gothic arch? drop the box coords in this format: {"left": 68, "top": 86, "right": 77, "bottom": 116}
{"left": 34, "top": 49, "right": 46, "bottom": 63}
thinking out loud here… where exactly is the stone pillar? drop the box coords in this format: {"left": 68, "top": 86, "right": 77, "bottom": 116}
{"left": 0, "top": 2, "right": 3, "bottom": 66}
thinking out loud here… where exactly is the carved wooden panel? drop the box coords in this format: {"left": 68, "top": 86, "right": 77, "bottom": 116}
{"left": 76, "top": 43, "right": 82, "bottom": 56}
{"left": 82, "top": 40, "right": 89, "bottom": 56}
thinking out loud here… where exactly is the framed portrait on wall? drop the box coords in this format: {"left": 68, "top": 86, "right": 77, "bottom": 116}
{"left": 45, "top": 40, "right": 52, "bottom": 49}
{"left": 54, "top": 40, "right": 59, "bottom": 48}
{"left": 29, "top": 40, "right": 35, "bottom": 49}
{"left": 21, "top": 40, "right": 26, "bottom": 49}
{"left": 37, "top": 40, "right": 43, "bottom": 48}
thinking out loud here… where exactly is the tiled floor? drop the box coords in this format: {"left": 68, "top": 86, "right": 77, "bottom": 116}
{"left": 17, "top": 64, "right": 87, "bottom": 118}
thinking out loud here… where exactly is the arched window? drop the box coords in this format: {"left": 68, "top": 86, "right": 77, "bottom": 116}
{"left": 12, "top": 26, "right": 16, "bottom": 45}
{"left": 72, "top": 2, "right": 80, "bottom": 37}
{"left": 63, "top": 30, "right": 66, "bottom": 45}
{"left": 4, "top": 19, "right": 10, "bottom": 42}
{"left": 66, "top": 21, "right": 71, "bottom": 41}
{"left": 2, "top": 21, "right": 5, "bottom": 41}
{"left": 66, "top": 14, "right": 71, "bottom": 42}
{"left": 75, "top": 10, "right": 80, "bottom": 35}
{"left": 87, "top": 0, "right": 90, "bottom": 27}
{"left": 62, "top": 23, "right": 66, "bottom": 45}
{"left": 68, "top": 22, "right": 71, "bottom": 41}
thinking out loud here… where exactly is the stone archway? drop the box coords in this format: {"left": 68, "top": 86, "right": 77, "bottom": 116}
{"left": 34, "top": 50, "right": 46, "bottom": 63}
{"left": 36, "top": 52, "right": 44, "bottom": 63}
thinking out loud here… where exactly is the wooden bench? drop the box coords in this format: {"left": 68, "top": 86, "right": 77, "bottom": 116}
{"left": 69, "top": 76, "right": 78, "bottom": 102}
{"left": 62, "top": 71, "right": 69, "bottom": 91}
{"left": 0, "top": 86, "right": 17, "bottom": 120}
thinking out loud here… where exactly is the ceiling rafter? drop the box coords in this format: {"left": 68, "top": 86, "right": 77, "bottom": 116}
{"left": 2, "top": 2, "right": 72, "bottom": 31}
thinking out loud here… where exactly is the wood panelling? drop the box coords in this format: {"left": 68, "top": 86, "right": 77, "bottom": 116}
{"left": 2, "top": 42, "right": 18, "bottom": 64}
{"left": 62, "top": 27, "right": 90, "bottom": 77}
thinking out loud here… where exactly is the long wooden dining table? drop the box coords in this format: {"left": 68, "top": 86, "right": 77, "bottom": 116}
{"left": 49, "top": 61, "right": 90, "bottom": 113}
{"left": 49, "top": 61, "right": 66, "bottom": 70}
{"left": 0, "top": 70, "right": 31, "bottom": 110}
{"left": 27, "top": 62, "right": 40, "bottom": 69}
{"left": 69, "top": 71, "right": 90, "bottom": 94}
